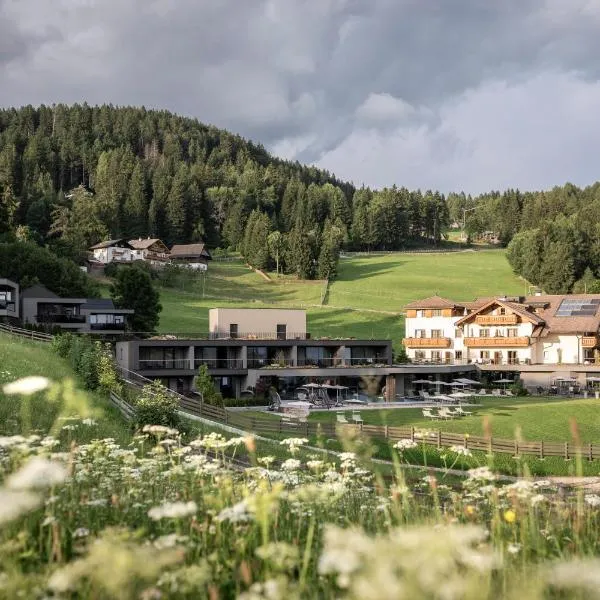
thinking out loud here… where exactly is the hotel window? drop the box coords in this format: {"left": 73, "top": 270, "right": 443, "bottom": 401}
{"left": 499, "top": 307, "right": 506, "bottom": 315}
{"left": 415, "top": 351, "right": 425, "bottom": 361}
{"left": 229, "top": 324, "right": 238, "bottom": 339}
{"left": 507, "top": 328, "right": 518, "bottom": 338}
{"left": 415, "top": 329, "right": 426, "bottom": 338}
{"left": 455, "top": 328, "right": 463, "bottom": 338}
{"left": 431, "top": 351, "right": 441, "bottom": 361}
{"left": 430, "top": 329, "right": 442, "bottom": 338}
{"left": 455, "top": 350, "right": 463, "bottom": 360}
{"left": 431, "top": 309, "right": 442, "bottom": 317}
{"left": 416, "top": 310, "right": 424, "bottom": 318}
{"left": 494, "top": 328, "right": 503, "bottom": 337}
{"left": 480, "top": 351, "right": 490, "bottom": 359}
{"left": 479, "top": 328, "right": 490, "bottom": 338}
{"left": 276, "top": 324, "right": 287, "bottom": 340}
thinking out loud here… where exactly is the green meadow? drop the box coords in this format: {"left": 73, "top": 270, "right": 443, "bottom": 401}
{"left": 155, "top": 250, "right": 525, "bottom": 349}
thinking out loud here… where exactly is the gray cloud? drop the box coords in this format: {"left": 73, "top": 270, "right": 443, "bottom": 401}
{"left": 1, "top": 0, "right": 600, "bottom": 193}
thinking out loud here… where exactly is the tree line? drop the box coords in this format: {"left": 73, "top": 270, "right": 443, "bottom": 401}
{"left": 448, "top": 184, "right": 600, "bottom": 293}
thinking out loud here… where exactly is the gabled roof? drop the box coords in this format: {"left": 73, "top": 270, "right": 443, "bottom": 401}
{"left": 128, "top": 238, "right": 168, "bottom": 251}
{"left": 404, "top": 295, "right": 458, "bottom": 310}
{"left": 454, "top": 298, "right": 545, "bottom": 327}
{"left": 169, "top": 243, "right": 212, "bottom": 259}
{"left": 20, "top": 284, "right": 59, "bottom": 299}
{"left": 89, "top": 239, "right": 134, "bottom": 250}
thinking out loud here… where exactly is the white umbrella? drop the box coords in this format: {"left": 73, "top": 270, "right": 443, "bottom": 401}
{"left": 413, "top": 379, "right": 433, "bottom": 384}
{"left": 455, "top": 378, "right": 481, "bottom": 385}
{"left": 450, "top": 381, "right": 468, "bottom": 387}
{"left": 303, "top": 382, "right": 322, "bottom": 388}
{"left": 494, "top": 378, "right": 513, "bottom": 383}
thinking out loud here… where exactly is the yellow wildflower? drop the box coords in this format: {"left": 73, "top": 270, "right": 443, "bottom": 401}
{"left": 504, "top": 509, "right": 516, "bottom": 524}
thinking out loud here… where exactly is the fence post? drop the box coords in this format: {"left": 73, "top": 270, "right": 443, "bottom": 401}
{"left": 224, "top": 410, "right": 228, "bottom": 425}
{"left": 411, "top": 426, "right": 415, "bottom": 442}
{"left": 437, "top": 430, "right": 441, "bottom": 449}
{"left": 464, "top": 434, "right": 468, "bottom": 450}
{"left": 306, "top": 422, "right": 310, "bottom": 437}
{"left": 384, "top": 425, "right": 389, "bottom": 439}
{"left": 589, "top": 442, "right": 593, "bottom": 462}
{"left": 488, "top": 437, "right": 492, "bottom": 456}
{"left": 539, "top": 440, "right": 544, "bottom": 460}
{"left": 514, "top": 440, "right": 519, "bottom": 457}
{"left": 250, "top": 417, "right": 255, "bottom": 431}
{"left": 564, "top": 442, "right": 569, "bottom": 460}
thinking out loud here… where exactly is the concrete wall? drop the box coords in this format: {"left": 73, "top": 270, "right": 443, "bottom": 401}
{"left": 538, "top": 335, "right": 582, "bottom": 365}
{"left": 209, "top": 308, "right": 307, "bottom": 337}
{"left": 0, "top": 279, "right": 19, "bottom": 319}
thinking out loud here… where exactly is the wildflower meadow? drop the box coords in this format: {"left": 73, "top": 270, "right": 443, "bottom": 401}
{"left": 2, "top": 373, "right": 600, "bottom": 599}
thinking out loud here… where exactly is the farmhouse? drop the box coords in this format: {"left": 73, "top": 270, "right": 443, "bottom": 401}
{"left": 89, "top": 239, "right": 135, "bottom": 264}
{"left": 403, "top": 293, "right": 600, "bottom": 388}
{"left": 169, "top": 243, "right": 212, "bottom": 271}
{"left": 128, "top": 238, "right": 170, "bottom": 266}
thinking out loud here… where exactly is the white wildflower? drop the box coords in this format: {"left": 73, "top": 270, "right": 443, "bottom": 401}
{"left": 530, "top": 494, "right": 546, "bottom": 507}
{"left": 449, "top": 445, "right": 472, "bottom": 457}
{"left": 393, "top": 439, "right": 418, "bottom": 451}
{"left": 585, "top": 494, "right": 600, "bottom": 507}
{"left": 306, "top": 460, "right": 324, "bottom": 470}
{"left": 257, "top": 456, "right": 276, "bottom": 467}
{"left": 142, "top": 425, "right": 179, "bottom": 437}
{"left": 81, "top": 418, "right": 97, "bottom": 426}
{"left": 507, "top": 543, "right": 521, "bottom": 555}
{"left": 73, "top": 527, "right": 90, "bottom": 538}
{"left": 467, "top": 466, "right": 497, "bottom": 481}
{"left": 148, "top": 501, "right": 197, "bottom": 520}
{"left": 2, "top": 376, "right": 50, "bottom": 396}
{"left": 216, "top": 500, "right": 253, "bottom": 523}
{"left": 281, "top": 458, "right": 301, "bottom": 471}
{"left": 7, "top": 457, "right": 68, "bottom": 490}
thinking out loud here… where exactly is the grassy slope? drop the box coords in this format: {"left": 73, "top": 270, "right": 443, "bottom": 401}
{"left": 0, "top": 333, "right": 131, "bottom": 444}
{"left": 305, "top": 396, "right": 600, "bottom": 442}
{"left": 155, "top": 250, "right": 525, "bottom": 348}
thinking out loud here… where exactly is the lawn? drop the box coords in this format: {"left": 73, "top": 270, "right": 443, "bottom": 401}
{"left": 307, "top": 396, "right": 600, "bottom": 443}
{"left": 329, "top": 249, "right": 526, "bottom": 313}
{"left": 0, "top": 333, "right": 132, "bottom": 445}
{"left": 154, "top": 250, "right": 523, "bottom": 348}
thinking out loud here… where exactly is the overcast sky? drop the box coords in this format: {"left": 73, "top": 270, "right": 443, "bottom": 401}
{"left": 1, "top": 0, "right": 600, "bottom": 194}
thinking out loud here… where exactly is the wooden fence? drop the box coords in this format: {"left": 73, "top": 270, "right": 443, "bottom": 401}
{"left": 0, "top": 323, "right": 53, "bottom": 343}
{"left": 108, "top": 387, "right": 600, "bottom": 461}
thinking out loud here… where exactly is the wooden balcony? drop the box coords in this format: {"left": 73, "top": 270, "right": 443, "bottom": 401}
{"left": 402, "top": 337, "right": 452, "bottom": 348}
{"left": 464, "top": 336, "right": 530, "bottom": 348}
{"left": 582, "top": 336, "right": 600, "bottom": 348}
{"left": 475, "top": 314, "right": 518, "bottom": 325}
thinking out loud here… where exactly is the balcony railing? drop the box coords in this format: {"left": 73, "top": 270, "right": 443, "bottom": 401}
{"left": 475, "top": 315, "right": 518, "bottom": 325}
{"left": 582, "top": 336, "right": 600, "bottom": 348}
{"left": 403, "top": 337, "right": 452, "bottom": 348}
{"left": 210, "top": 331, "right": 310, "bottom": 341}
{"left": 464, "top": 336, "right": 530, "bottom": 347}
{"left": 36, "top": 314, "right": 86, "bottom": 324}
{"left": 90, "top": 323, "right": 126, "bottom": 331}
{"left": 138, "top": 359, "right": 192, "bottom": 370}
{"left": 248, "top": 358, "right": 296, "bottom": 369}
{"left": 194, "top": 358, "right": 245, "bottom": 370}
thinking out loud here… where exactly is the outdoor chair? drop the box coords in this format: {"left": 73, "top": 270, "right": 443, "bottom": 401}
{"left": 336, "top": 412, "right": 349, "bottom": 424}
{"left": 504, "top": 390, "right": 514, "bottom": 397}
{"left": 437, "top": 407, "right": 454, "bottom": 420}
{"left": 422, "top": 409, "right": 440, "bottom": 420}
{"left": 351, "top": 411, "right": 364, "bottom": 424}
{"left": 454, "top": 406, "right": 472, "bottom": 416}
{"left": 492, "top": 389, "right": 502, "bottom": 396}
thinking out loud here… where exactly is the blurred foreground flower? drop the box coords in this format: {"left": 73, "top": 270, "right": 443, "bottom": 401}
{"left": 7, "top": 457, "right": 68, "bottom": 490}
{"left": 3, "top": 376, "right": 50, "bottom": 396}
{"left": 0, "top": 489, "right": 42, "bottom": 524}
{"left": 148, "top": 501, "right": 197, "bottom": 521}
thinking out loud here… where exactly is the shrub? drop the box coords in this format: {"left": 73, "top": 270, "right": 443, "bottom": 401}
{"left": 134, "top": 380, "right": 180, "bottom": 429}
{"left": 194, "top": 365, "right": 224, "bottom": 407}
{"left": 509, "top": 381, "right": 529, "bottom": 396}
{"left": 222, "top": 396, "right": 269, "bottom": 408}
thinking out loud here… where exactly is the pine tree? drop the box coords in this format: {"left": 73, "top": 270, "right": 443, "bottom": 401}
{"left": 124, "top": 161, "right": 147, "bottom": 238}
{"left": 165, "top": 163, "right": 189, "bottom": 244}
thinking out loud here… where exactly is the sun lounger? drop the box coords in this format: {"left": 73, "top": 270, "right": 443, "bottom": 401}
{"left": 351, "top": 411, "right": 364, "bottom": 424}
{"left": 422, "top": 409, "right": 441, "bottom": 420}
{"left": 336, "top": 412, "right": 349, "bottom": 424}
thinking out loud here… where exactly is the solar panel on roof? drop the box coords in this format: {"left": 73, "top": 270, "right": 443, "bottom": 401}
{"left": 556, "top": 298, "right": 600, "bottom": 317}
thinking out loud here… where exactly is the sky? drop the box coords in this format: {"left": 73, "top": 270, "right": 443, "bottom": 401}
{"left": 1, "top": 0, "right": 600, "bottom": 194}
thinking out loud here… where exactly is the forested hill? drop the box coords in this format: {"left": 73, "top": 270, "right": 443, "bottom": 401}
{"left": 0, "top": 104, "right": 449, "bottom": 280}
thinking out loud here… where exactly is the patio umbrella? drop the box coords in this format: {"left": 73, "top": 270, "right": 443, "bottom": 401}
{"left": 455, "top": 378, "right": 482, "bottom": 385}
{"left": 494, "top": 378, "right": 513, "bottom": 390}
{"left": 303, "top": 383, "right": 322, "bottom": 388}
{"left": 413, "top": 379, "right": 433, "bottom": 384}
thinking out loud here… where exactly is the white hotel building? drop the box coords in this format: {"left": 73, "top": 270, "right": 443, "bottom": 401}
{"left": 403, "top": 294, "right": 600, "bottom": 388}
